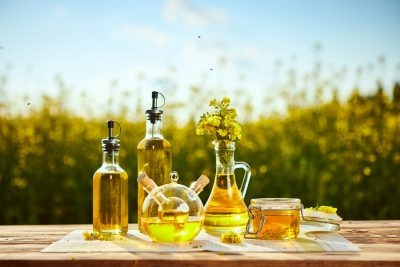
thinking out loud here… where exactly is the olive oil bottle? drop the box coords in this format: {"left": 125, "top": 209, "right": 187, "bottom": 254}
{"left": 137, "top": 92, "right": 171, "bottom": 232}
{"left": 93, "top": 121, "right": 128, "bottom": 235}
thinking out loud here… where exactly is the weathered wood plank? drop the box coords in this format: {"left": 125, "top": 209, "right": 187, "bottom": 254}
{"left": 0, "top": 221, "right": 399, "bottom": 267}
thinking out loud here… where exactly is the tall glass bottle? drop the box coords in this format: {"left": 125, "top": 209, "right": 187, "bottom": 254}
{"left": 137, "top": 92, "right": 172, "bottom": 232}
{"left": 93, "top": 121, "right": 128, "bottom": 235}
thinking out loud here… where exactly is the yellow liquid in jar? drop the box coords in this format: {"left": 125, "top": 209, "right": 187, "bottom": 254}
{"left": 204, "top": 174, "right": 248, "bottom": 235}
{"left": 141, "top": 216, "right": 204, "bottom": 242}
{"left": 93, "top": 171, "right": 128, "bottom": 235}
{"left": 158, "top": 209, "right": 189, "bottom": 222}
{"left": 137, "top": 138, "right": 171, "bottom": 232}
{"left": 253, "top": 209, "right": 300, "bottom": 240}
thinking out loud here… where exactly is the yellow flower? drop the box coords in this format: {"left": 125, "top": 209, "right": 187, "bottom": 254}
{"left": 227, "top": 108, "right": 237, "bottom": 119}
{"left": 229, "top": 122, "right": 242, "bottom": 140}
{"left": 317, "top": 206, "right": 337, "bottom": 214}
{"left": 196, "top": 128, "right": 205, "bottom": 135}
{"left": 229, "top": 122, "right": 241, "bottom": 134}
{"left": 208, "top": 116, "right": 221, "bottom": 126}
{"left": 204, "top": 124, "right": 217, "bottom": 134}
{"left": 221, "top": 97, "right": 230, "bottom": 106}
{"left": 234, "top": 122, "right": 242, "bottom": 132}
{"left": 217, "top": 129, "right": 228, "bottom": 137}
{"left": 306, "top": 205, "right": 337, "bottom": 214}
{"left": 224, "top": 120, "right": 233, "bottom": 128}
{"left": 220, "top": 231, "right": 242, "bottom": 244}
{"left": 209, "top": 98, "right": 217, "bottom": 106}
{"left": 196, "top": 97, "right": 242, "bottom": 142}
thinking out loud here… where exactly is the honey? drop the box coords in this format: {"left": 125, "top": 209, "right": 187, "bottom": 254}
{"left": 141, "top": 216, "right": 204, "bottom": 242}
{"left": 250, "top": 208, "right": 300, "bottom": 239}
{"left": 245, "top": 198, "right": 301, "bottom": 240}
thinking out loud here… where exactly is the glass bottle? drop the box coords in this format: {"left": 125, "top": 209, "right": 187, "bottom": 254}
{"left": 204, "top": 140, "right": 252, "bottom": 236}
{"left": 93, "top": 121, "right": 128, "bottom": 235}
{"left": 137, "top": 92, "right": 172, "bottom": 232}
{"left": 137, "top": 172, "right": 189, "bottom": 222}
{"left": 138, "top": 172, "right": 208, "bottom": 242}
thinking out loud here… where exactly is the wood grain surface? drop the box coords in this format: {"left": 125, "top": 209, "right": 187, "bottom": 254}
{"left": 0, "top": 221, "right": 399, "bottom": 267}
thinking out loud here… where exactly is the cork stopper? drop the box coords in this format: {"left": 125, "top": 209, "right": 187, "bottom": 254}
{"left": 137, "top": 173, "right": 158, "bottom": 194}
{"left": 190, "top": 174, "right": 210, "bottom": 194}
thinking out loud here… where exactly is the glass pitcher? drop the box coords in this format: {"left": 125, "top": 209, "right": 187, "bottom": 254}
{"left": 204, "top": 140, "right": 251, "bottom": 235}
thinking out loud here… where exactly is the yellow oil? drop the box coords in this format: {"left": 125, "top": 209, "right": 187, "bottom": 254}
{"left": 158, "top": 209, "right": 189, "bottom": 222}
{"left": 137, "top": 138, "right": 171, "bottom": 232}
{"left": 252, "top": 209, "right": 300, "bottom": 240}
{"left": 93, "top": 171, "right": 128, "bottom": 235}
{"left": 141, "top": 216, "right": 204, "bottom": 242}
{"left": 204, "top": 173, "right": 248, "bottom": 235}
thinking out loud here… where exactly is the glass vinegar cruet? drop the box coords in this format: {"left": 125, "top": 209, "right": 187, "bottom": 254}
{"left": 204, "top": 140, "right": 252, "bottom": 236}
{"left": 93, "top": 121, "right": 128, "bottom": 235}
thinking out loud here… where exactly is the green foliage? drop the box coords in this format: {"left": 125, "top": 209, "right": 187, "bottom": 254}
{"left": 240, "top": 87, "right": 400, "bottom": 220}
{"left": 0, "top": 84, "right": 399, "bottom": 224}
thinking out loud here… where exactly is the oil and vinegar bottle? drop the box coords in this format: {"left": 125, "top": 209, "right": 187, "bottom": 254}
{"left": 138, "top": 172, "right": 209, "bottom": 242}
{"left": 137, "top": 92, "right": 172, "bottom": 232}
{"left": 137, "top": 172, "right": 189, "bottom": 223}
{"left": 93, "top": 121, "right": 128, "bottom": 235}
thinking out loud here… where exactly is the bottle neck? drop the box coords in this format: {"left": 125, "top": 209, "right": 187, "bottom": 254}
{"left": 102, "top": 150, "right": 120, "bottom": 165}
{"left": 214, "top": 141, "right": 235, "bottom": 173}
{"left": 149, "top": 188, "right": 169, "bottom": 206}
{"left": 138, "top": 173, "right": 169, "bottom": 206}
{"left": 145, "top": 119, "right": 163, "bottom": 139}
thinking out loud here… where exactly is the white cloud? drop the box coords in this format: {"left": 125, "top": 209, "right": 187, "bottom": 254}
{"left": 163, "top": 0, "right": 229, "bottom": 27}
{"left": 116, "top": 24, "right": 170, "bottom": 46}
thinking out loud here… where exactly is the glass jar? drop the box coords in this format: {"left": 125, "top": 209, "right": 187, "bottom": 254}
{"left": 245, "top": 198, "right": 301, "bottom": 240}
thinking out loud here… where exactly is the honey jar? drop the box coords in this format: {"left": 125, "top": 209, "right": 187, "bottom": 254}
{"left": 245, "top": 198, "right": 301, "bottom": 240}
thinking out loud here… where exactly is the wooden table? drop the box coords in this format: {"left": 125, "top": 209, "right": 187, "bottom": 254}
{"left": 0, "top": 221, "right": 399, "bottom": 267}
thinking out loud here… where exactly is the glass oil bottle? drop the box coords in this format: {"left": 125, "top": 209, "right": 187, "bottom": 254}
{"left": 138, "top": 173, "right": 208, "bottom": 242}
{"left": 137, "top": 91, "right": 172, "bottom": 232}
{"left": 93, "top": 121, "right": 128, "bottom": 235}
{"left": 204, "top": 140, "right": 251, "bottom": 236}
{"left": 138, "top": 173, "right": 189, "bottom": 223}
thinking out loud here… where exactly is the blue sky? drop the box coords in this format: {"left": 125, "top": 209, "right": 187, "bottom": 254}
{"left": 1, "top": 0, "right": 399, "bottom": 118}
